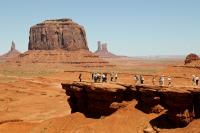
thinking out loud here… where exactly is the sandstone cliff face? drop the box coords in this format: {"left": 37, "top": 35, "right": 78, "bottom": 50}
{"left": 62, "top": 82, "right": 200, "bottom": 127}
{"left": 62, "top": 82, "right": 132, "bottom": 118}
{"left": 28, "top": 19, "right": 89, "bottom": 51}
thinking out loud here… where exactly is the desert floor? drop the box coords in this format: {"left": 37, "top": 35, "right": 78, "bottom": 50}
{"left": 0, "top": 57, "right": 200, "bottom": 133}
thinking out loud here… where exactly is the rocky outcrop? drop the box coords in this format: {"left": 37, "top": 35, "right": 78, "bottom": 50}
{"left": 28, "top": 18, "right": 89, "bottom": 51}
{"left": 62, "top": 82, "right": 136, "bottom": 118}
{"left": 62, "top": 82, "right": 200, "bottom": 127}
{"left": 0, "top": 41, "right": 21, "bottom": 61}
{"left": 95, "top": 41, "right": 117, "bottom": 58}
{"left": 185, "top": 53, "right": 199, "bottom": 64}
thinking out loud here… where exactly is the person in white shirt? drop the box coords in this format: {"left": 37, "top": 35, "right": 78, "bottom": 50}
{"left": 168, "top": 76, "right": 172, "bottom": 86}
{"left": 115, "top": 73, "right": 118, "bottom": 82}
{"left": 192, "top": 75, "right": 196, "bottom": 86}
{"left": 152, "top": 76, "right": 156, "bottom": 85}
{"left": 159, "top": 76, "right": 165, "bottom": 86}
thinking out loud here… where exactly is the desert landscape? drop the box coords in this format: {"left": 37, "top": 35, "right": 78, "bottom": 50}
{"left": 0, "top": 17, "right": 200, "bottom": 133}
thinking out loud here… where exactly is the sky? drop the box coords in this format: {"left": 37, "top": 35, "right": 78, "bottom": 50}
{"left": 0, "top": 0, "right": 200, "bottom": 56}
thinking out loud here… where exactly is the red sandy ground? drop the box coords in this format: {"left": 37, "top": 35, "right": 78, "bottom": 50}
{"left": 0, "top": 57, "right": 200, "bottom": 133}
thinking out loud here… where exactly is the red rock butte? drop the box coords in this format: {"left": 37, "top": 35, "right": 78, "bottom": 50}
{"left": 7, "top": 19, "right": 115, "bottom": 69}
{"left": 185, "top": 53, "right": 199, "bottom": 65}
{"left": 95, "top": 41, "right": 117, "bottom": 58}
{"left": 28, "top": 18, "right": 89, "bottom": 51}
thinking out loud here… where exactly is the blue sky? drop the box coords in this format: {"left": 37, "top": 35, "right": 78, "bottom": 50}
{"left": 0, "top": 0, "right": 200, "bottom": 56}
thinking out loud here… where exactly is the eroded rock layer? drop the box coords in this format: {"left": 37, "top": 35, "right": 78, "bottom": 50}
{"left": 9, "top": 50, "right": 116, "bottom": 68}
{"left": 62, "top": 82, "right": 200, "bottom": 127}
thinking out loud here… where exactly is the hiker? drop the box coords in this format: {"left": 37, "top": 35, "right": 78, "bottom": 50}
{"left": 196, "top": 76, "right": 199, "bottom": 86}
{"left": 110, "top": 72, "right": 114, "bottom": 82}
{"left": 115, "top": 73, "right": 118, "bottom": 82}
{"left": 134, "top": 75, "right": 139, "bottom": 85}
{"left": 159, "top": 76, "right": 164, "bottom": 86}
{"left": 134, "top": 75, "right": 138, "bottom": 84}
{"left": 167, "top": 76, "right": 172, "bottom": 86}
{"left": 137, "top": 75, "right": 141, "bottom": 85}
{"left": 97, "top": 73, "right": 101, "bottom": 82}
{"left": 102, "top": 73, "right": 106, "bottom": 82}
{"left": 92, "top": 73, "right": 94, "bottom": 81}
{"left": 140, "top": 75, "right": 144, "bottom": 84}
{"left": 192, "top": 75, "right": 196, "bottom": 86}
{"left": 94, "top": 73, "right": 97, "bottom": 83}
{"left": 152, "top": 76, "right": 156, "bottom": 85}
{"left": 105, "top": 73, "right": 108, "bottom": 82}
{"left": 79, "top": 73, "right": 82, "bottom": 82}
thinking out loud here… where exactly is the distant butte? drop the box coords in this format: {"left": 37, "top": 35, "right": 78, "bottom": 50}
{"left": 0, "top": 41, "right": 21, "bottom": 61}
{"left": 185, "top": 53, "right": 199, "bottom": 65}
{"left": 28, "top": 18, "right": 89, "bottom": 51}
{"left": 95, "top": 41, "right": 117, "bottom": 58}
{"left": 9, "top": 18, "right": 114, "bottom": 68}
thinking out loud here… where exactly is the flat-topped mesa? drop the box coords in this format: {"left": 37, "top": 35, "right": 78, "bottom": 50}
{"left": 28, "top": 18, "right": 89, "bottom": 51}
{"left": 43, "top": 18, "right": 73, "bottom": 23}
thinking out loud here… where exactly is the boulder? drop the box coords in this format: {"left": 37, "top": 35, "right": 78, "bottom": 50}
{"left": 28, "top": 18, "right": 89, "bottom": 51}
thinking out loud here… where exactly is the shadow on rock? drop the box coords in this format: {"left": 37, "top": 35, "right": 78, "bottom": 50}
{"left": 150, "top": 113, "right": 179, "bottom": 129}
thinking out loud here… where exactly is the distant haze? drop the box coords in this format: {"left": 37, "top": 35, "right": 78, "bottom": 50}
{"left": 0, "top": 0, "right": 200, "bottom": 56}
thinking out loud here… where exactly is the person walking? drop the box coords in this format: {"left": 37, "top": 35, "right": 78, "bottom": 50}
{"left": 192, "top": 75, "right": 196, "bottom": 86}
{"left": 168, "top": 76, "right": 172, "bottom": 86}
{"left": 105, "top": 73, "right": 108, "bottom": 82}
{"left": 159, "top": 76, "right": 164, "bottom": 86}
{"left": 79, "top": 73, "right": 82, "bottom": 82}
{"left": 102, "top": 73, "right": 106, "bottom": 82}
{"left": 134, "top": 75, "right": 138, "bottom": 84}
{"left": 92, "top": 73, "right": 94, "bottom": 81}
{"left": 196, "top": 76, "right": 199, "bottom": 86}
{"left": 96, "top": 73, "right": 101, "bottom": 82}
{"left": 140, "top": 75, "right": 144, "bottom": 84}
{"left": 152, "top": 76, "right": 156, "bottom": 85}
{"left": 115, "top": 73, "right": 118, "bottom": 82}
{"left": 110, "top": 72, "right": 114, "bottom": 82}
{"left": 134, "top": 75, "right": 140, "bottom": 85}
